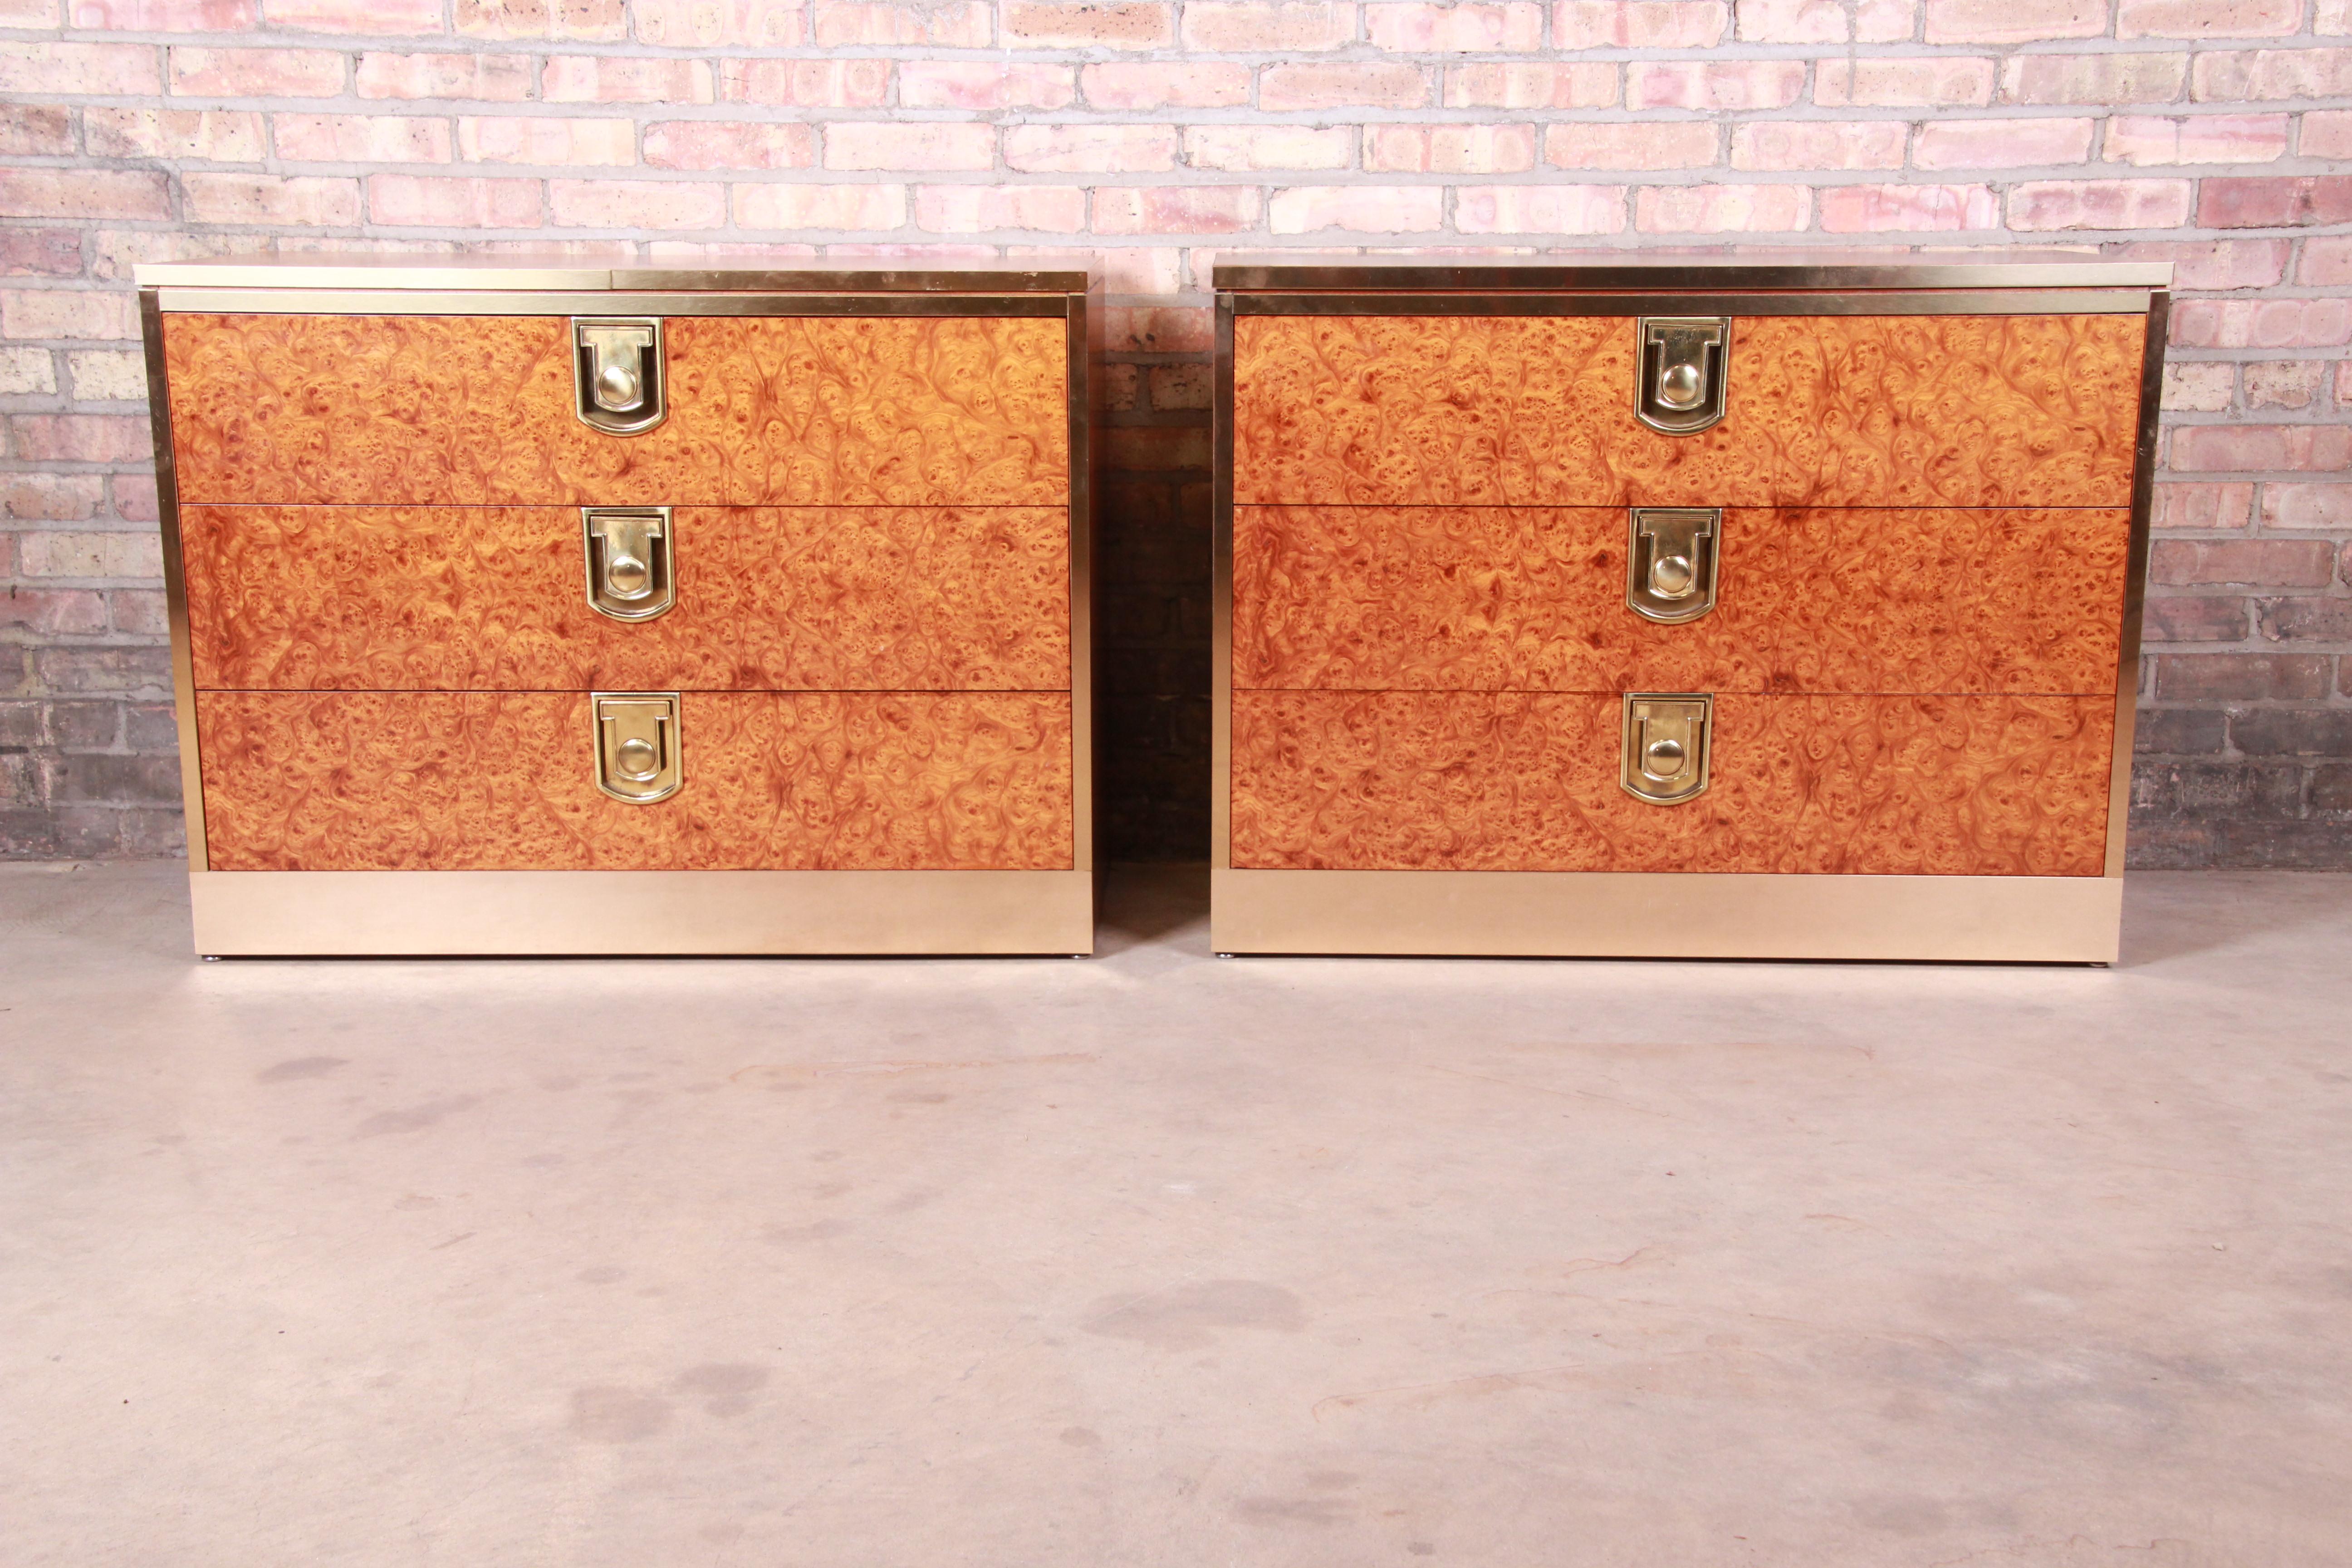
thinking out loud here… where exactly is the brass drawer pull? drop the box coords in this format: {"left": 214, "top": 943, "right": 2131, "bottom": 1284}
{"left": 1626, "top": 507, "right": 1719, "bottom": 624}
{"left": 592, "top": 692, "right": 682, "bottom": 804}
{"left": 1635, "top": 317, "right": 1730, "bottom": 435}
{"left": 583, "top": 506, "right": 674, "bottom": 622}
{"left": 1621, "top": 693, "right": 1712, "bottom": 805}
{"left": 573, "top": 317, "right": 666, "bottom": 435}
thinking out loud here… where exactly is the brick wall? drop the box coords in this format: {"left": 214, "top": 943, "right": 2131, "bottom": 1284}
{"left": 3, "top": 0, "right": 2350, "bottom": 864}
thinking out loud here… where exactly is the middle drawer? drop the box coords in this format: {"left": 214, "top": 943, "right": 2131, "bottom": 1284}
{"left": 1235, "top": 505, "right": 2130, "bottom": 696}
{"left": 182, "top": 505, "right": 1071, "bottom": 691}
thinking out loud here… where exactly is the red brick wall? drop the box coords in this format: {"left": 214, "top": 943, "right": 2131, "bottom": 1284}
{"left": 3, "top": 0, "right": 2350, "bottom": 863}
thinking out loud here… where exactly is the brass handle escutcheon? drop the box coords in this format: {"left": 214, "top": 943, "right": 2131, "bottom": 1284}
{"left": 592, "top": 692, "right": 682, "bottom": 804}
{"left": 573, "top": 317, "right": 666, "bottom": 435}
{"left": 1635, "top": 317, "right": 1730, "bottom": 435}
{"left": 1626, "top": 507, "right": 1720, "bottom": 625}
{"left": 1620, "top": 693, "right": 1712, "bottom": 806}
{"left": 583, "top": 507, "right": 675, "bottom": 622}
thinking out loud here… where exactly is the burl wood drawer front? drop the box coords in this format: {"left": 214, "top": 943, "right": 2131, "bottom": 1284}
{"left": 197, "top": 691, "right": 1072, "bottom": 871}
{"left": 1230, "top": 690, "right": 2112, "bottom": 876}
{"left": 1235, "top": 505, "right": 2130, "bottom": 696}
{"left": 163, "top": 314, "right": 1068, "bottom": 506}
{"left": 181, "top": 505, "right": 1069, "bottom": 692}
{"left": 1231, "top": 313, "right": 2144, "bottom": 509}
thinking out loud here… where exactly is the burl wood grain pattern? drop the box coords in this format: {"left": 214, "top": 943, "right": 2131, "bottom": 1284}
{"left": 1230, "top": 690, "right": 2112, "bottom": 875}
{"left": 197, "top": 691, "right": 1072, "bottom": 871}
{"left": 180, "top": 505, "right": 1069, "bottom": 691}
{"left": 1234, "top": 505, "right": 2130, "bottom": 696}
{"left": 164, "top": 313, "right": 1068, "bottom": 506}
{"left": 1231, "top": 313, "right": 2145, "bottom": 508}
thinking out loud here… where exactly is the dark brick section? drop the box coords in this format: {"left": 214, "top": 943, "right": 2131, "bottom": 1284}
{"left": 2127, "top": 706, "right": 2352, "bottom": 870}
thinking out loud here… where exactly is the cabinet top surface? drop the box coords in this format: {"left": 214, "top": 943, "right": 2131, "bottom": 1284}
{"left": 1212, "top": 251, "right": 2171, "bottom": 292}
{"left": 135, "top": 254, "right": 1096, "bottom": 293}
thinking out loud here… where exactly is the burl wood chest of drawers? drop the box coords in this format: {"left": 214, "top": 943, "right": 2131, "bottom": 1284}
{"left": 137, "top": 259, "right": 1096, "bottom": 956}
{"left": 1211, "top": 257, "right": 2170, "bottom": 961}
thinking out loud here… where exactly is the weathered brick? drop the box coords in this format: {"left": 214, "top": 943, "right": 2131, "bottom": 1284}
{"left": 1185, "top": 125, "right": 1352, "bottom": 171}
{"left": 2172, "top": 299, "right": 2352, "bottom": 350}
{"left": 1262, "top": 62, "right": 1428, "bottom": 109}
{"left": 1556, "top": 0, "right": 1723, "bottom": 43}
{"left": 549, "top": 179, "right": 724, "bottom": 229}
{"left": 277, "top": 113, "right": 453, "bottom": 163}
{"left": 0, "top": 475, "right": 105, "bottom": 522}
{"left": 67, "top": 0, "right": 253, "bottom": 27}
{"left": 51, "top": 753, "right": 185, "bottom": 806}
{"left": 1372, "top": 124, "right": 1536, "bottom": 173}
{"left": 268, "top": 0, "right": 445, "bottom": 33}
{"left": 1082, "top": 62, "right": 1252, "bottom": 108}
{"left": 2302, "top": 236, "right": 2352, "bottom": 287}
{"left": 1, "top": 289, "right": 139, "bottom": 341}
{"left": 2313, "top": 766, "right": 2352, "bottom": 812}
{"left": 542, "top": 56, "right": 713, "bottom": 104}
{"left": 1269, "top": 185, "right": 1443, "bottom": 234}
{"left": 1180, "top": 0, "right": 1353, "bottom": 48}
{"left": 2001, "top": 52, "right": 2187, "bottom": 105}
{"left": 1366, "top": 2, "right": 1544, "bottom": 50}
{"left": 0, "top": 105, "right": 74, "bottom": 157}
{"left": 1924, "top": 0, "right": 2103, "bottom": 44}
{"left": 1544, "top": 121, "right": 1716, "bottom": 169}
{"left": 632, "top": 0, "right": 805, "bottom": 44}
{"left": 825, "top": 122, "right": 995, "bottom": 172}
{"left": 2120, "top": 238, "right": 2286, "bottom": 291}
{"left": 0, "top": 169, "right": 171, "bottom": 222}
{"left": 17, "top": 530, "right": 163, "bottom": 578}
{"left": 1093, "top": 186, "right": 1264, "bottom": 234}
{"left": 1631, "top": 59, "right": 1806, "bottom": 110}
{"left": 2255, "top": 600, "right": 2352, "bottom": 648}
{"left": 65, "top": 351, "right": 143, "bottom": 403}
{"left": 1915, "top": 117, "right": 2092, "bottom": 169}
{"left": 1729, "top": 120, "right": 1906, "bottom": 171}
{"left": 10, "top": 416, "right": 152, "bottom": 462}
{"left": 1444, "top": 62, "right": 1619, "bottom": 107}
{"left": 2192, "top": 49, "right": 2352, "bottom": 102}
{"left": 0, "top": 229, "right": 83, "bottom": 279}
{"left": 111, "top": 473, "right": 157, "bottom": 523}
{"left": 812, "top": 0, "right": 989, "bottom": 43}
{"left": 1005, "top": 124, "right": 1177, "bottom": 173}
{"left": 2143, "top": 595, "right": 2250, "bottom": 643}
{"left": 2232, "top": 708, "right": 2352, "bottom": 754}
{"left": 1149, "top": 364, "right": 1210, "bottom": 411}
{"left": 0, "top": 42, "right": 162, "bottom": 97}
{"left": 1002, "top": 0, "right": 1172, "bottom": 47}
{"left": 914, "top": 184, "right": 1088, "bottom": 233}
{"left": 2153, "top": 653, "right": 2329, "bottom": 701}
{"left": 457, "top": 117, "right": 634, "bottom": 166}
{"left": 2119, "top": 0, "right": 2300, "bottom": 38}
{"left": 2300, "top": 111, "right": 2352, "bottom": 161}
{"left": 2172, "top": 425, "right": 2352, "bottom": 473}
{"left": 0, "top": 346, "right": 53, "bottom": 393}
{"left": 2134, "top": 708, "right": 2228, "bottom": 754}
{"left": 1818, "top": 56, "right": 1996, "bottom": 107}
{"left": 899, "top": 62, "right": 1075, "bottom": 110}
{"left": 168, "top": 47, "right": 346, "bottom": 97}
{"left": 2161, "top": 362, "right": 2235, "bottom": 412}
{"left": 356, "top": 51, "right": 535, "bottom": 101}
{"left": 1734, "top": 0, "right": 1847, "bottom": 40}
{"left": 453, "top": 0, "right": 625, "bottom": 37}
{"left": 1636, "top": 183, "right": 1811, "bottom": 232}
{"left": 0, "top": 589, "right": 108, "bottom": 637}
{"left": 641, "top": 121, "right": 812, "bottom": 171}
{"left": 2200, "top": 177, "right": 2352, "bottom": 231}
{"left": 2105, "top": 114, "right": 2288, "bottom": 166}
{"left": 2151, "top": 539, "right": 2337, "bottom": 588}
{"left": 2006, "top": 179, "right": 2195, "bottom": 231}
{"left": 2261, "top": 483, "right": 2352, "bottom": 528}
{"left": 1455, "top": 182, "right": 1626, "bottom": 233}
{"left": 368, "top": 172, "right": 543, "bottom": 226}
{"left": 1819, "top": 183, "right": 2000, "bottom": 232}
{"left": 732, "top": 182, "right": 905, "bottom": 230}
{"left": 2152, "top": 481, "right": 2255, "bottom": 529}
{"left": 1103, "top": 304, "right": 1214, "bottom": 354}
{"left": 717, "top": 59, "right": 891, "bottom": 107}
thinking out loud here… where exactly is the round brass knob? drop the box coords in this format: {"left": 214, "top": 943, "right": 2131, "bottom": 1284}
{"left": 614, "top": 737, "right": 659, "bottom": 781}
{"left": 1643, "top": 737, "right": 1686, "bottom": 780}
{"left": 1658, "top": 362, "right": 1703, "bottom": 410}
{"left": 595, "top": 362, "right": 642, "bottom": 411}
{"left": 1650, "top": 554, "right": 1694, "bottom": 598}
{"left": 605, "top": 552, "right": 650, "bottom": 598}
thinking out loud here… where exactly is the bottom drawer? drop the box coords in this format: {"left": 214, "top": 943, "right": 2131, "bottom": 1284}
{"left": 198, "top": 690, "right": 1072, "bottom": 872}
{"left": 1230, "top": 690, "right": 2112, "bottom": 876}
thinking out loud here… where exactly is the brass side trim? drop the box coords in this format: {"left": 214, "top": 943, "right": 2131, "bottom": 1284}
{"left": 1210, "top": 869, "right": 2123, "bottom": 963}
{"left": 188, "top": 869, "right": 1096, "bottom": 956}
{"left": 141, "top": 288, "right": 207, "bottom": 872}
{"left": 1067, "top": 282, "right": 1098, "bottom": 875}
{"left": 2109, "top": 291, "right": 2169, "bottom": 880}
{"left": 1232, "top": 290, "right": 2157, "bottom": 318}
{"left": 1212, "top": 291, "right": 1239, "bottom": 874}
{"left": 154, "top": 289, "right": 1071, "bottom": 318}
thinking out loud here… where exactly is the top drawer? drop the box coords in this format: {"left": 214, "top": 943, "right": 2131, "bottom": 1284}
{"left": 1231, "top": 311, "right": 2145, "bottom": 509}
{"left": 163, "top": 312, "right": 1069, "bottom": 507}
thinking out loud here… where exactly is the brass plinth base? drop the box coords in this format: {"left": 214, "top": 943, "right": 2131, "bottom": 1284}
{"left": 1210, "top": 869, "right": 2122, "bottom": 963}
{"left": 188, "top": 869, "right": 1095, "bottom": 957}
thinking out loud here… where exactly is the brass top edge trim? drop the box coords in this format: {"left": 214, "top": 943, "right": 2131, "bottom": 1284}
{"left": 1212, "top": 261, "right": 2174, "bottom": 291}
{"left": 134, "top": 259, "right": 1097, "bottom": 292}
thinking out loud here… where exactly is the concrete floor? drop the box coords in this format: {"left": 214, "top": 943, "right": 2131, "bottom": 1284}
{"left": 1, "top": 865, "right": 2348, "bottom": 1568}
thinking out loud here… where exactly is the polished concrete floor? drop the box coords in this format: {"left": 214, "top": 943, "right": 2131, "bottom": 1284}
{"left": 2, "top": 862, "right": 2348, "bottom": 1567}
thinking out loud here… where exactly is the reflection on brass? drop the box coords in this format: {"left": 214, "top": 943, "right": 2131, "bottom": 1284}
{"left": 582, "top": 507, "right": 674, "bottom": 622}
{"left": 1620, "top": 693, "right": 1713, "bottom": 806}
{"left": 1635, "top": 317, "right": 1730, "bottom": 434}
{"left": 592, "top": 692, "right": 682, "bottom": 804}
{"left": 572, "top": 317, "right": 665, "bottom": 435}
{"left": 1626, "top": 508, "right": 1720, "bottom": 624}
